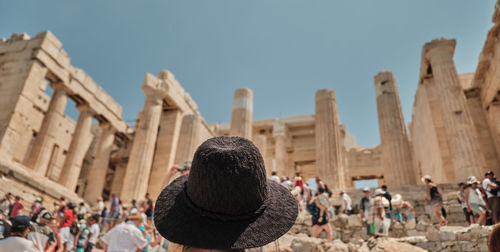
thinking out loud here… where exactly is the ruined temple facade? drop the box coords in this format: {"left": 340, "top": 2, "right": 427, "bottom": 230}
{"left": 2, "top": 1, "right": 500, "bottom": 204}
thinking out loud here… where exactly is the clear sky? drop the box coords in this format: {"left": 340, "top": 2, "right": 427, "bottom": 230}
{"left": 1, "top": 0, "right": 495, "bottom": 147}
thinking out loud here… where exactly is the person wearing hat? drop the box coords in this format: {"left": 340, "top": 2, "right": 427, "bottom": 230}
{"left": 465, "top": 176, "right": 488, "bottom": 225}
{"left": 30, "top": 197, "right": 43, "bottom": 222}
{"left": 482, "top": 171, "right": 500, "bottom": 224}
{"left": 359, "top": 188, "right": 372, "bottom": 236}
{"left": 101, "top": 212, "right": 148, "bottom": 252}
{"left": 28, "top": 210, "right": 57, "bottom": 251}
{"left": 422, "top": 175, "right": 447, "bottom": 226}
{"left": 367, "top": 189, "right": 386, "bottom": 237}
{"left": 154, "top": 136, "right": 298, "bottom": 251}
{"left": 83, "top": 214, "right": 100, "bottom": 252}
{"left": 161, "top": 161, "right": 192, "bottom": 190}
{"left": 0, "top": 215, "right": 55, "bottom": 251}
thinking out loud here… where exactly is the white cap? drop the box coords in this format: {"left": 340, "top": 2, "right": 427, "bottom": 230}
{"left": 362, "top": 187, "right": 370, "bottom": 192}
{"left": 374, "top": 189, "right": 385, "bottom": 196}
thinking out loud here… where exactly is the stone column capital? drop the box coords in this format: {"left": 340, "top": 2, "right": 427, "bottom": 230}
{"left": 99, "top": 122, "right": 114, "bottom": 132}
{"left": 142, "top": 73, "right": 169, "bottom": 103}
{"left": 76, "top": 103, "right": 92, "bottom": 113}
{"left": 423, "top": 38, "right": 456, "bottom": 61}
{"left": 315, "top": 89, "right": 336, "bottom": 101}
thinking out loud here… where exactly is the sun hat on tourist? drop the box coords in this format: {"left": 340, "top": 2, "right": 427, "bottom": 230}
{"left": 374, "top": 189, "right": 385, "bottom": 196}
{"left": 467, "top": 176, "right": 479, "bottom": 185}
{"left": 127, "top": 212, "right": 143, "bottom": 222}
{"left": 362, "top": 187, "right": 370, "bottom": 192}
{"left": 154, "top": 136, "right": 298, "bottom": 250}
{"left": 40, "top": 210, "right": 53, "bottom": 220}
{"left": 421, "top": 175, "right": 432, "bottom": 183}
{"left": 391, "top": 194, "right": 403, "bottom": 207}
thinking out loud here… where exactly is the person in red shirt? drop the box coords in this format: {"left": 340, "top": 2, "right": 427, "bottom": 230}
{"left": 62, "top": 202, "right": 76, "bottom": 228}
{"left": 294, "top": 172, "right": 304, "bottom": 191}
{"left": 9, "top": 196, "right": 25, "bottom": 218}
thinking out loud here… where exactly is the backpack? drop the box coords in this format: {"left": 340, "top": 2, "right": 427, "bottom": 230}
{"left": 307, "top": 201, "right": 320, "bottom": 218}
{"left": 70, "top": 219, "right": 80, "bottom": 236}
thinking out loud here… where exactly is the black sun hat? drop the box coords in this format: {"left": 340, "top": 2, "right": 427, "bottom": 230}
{"left": 154, "top": 136, "right": 298, "bottom": 250}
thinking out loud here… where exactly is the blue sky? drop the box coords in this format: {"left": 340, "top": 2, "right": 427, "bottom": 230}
{"left": 1, "top": 0, "right": 495, "bottom": 147}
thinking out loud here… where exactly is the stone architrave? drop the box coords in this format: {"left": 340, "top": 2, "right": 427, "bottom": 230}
{"left": 230, "top": 88, "right": 253, "bottom": 139}
{"left": 148, "top": 109, "right": 183, "bottom": 199}
{"left": 253, "top": 134, "right": 268, "bottom": 176}
{"left": 120, "top": 74, "right": 168, "bottom": 202}
{"left": 25, "top": 83, "right": 67, "bottom": 175}
{"left": 374, "top": 71, "right": 416, "bottom": 185}
{"left": 273, "top": 122, "right": 287, "bottom": 177}
{"left": 424, "top": 39, "right": 485, "bottom": 180}
{"left": 84, "top": 123, "right": 115, "bottom": 202}
{"left": 174, "top": 114, "right": 201, "bottom": 166}
{"left": 58, "top": 104, "right": 93, "bottom": 190}
{"left": 315, "top": 89, "right": 345, "bottom": 189}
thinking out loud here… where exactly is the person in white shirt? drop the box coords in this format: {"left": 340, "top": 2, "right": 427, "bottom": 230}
{"left": 269, "top": 171, "right": 281, "bottom": 184}
{"left": 101, "top": 212, "right": 148, "bottom": 252}
{"left": 0, "top": 215, "right": 55, "bottom": 252}
{"left": 281, "top": 177, "right": 293, "bottom": 189}
{"left": 340, "top": 191, "right": 352, "bottom": 215}
{"left": 483, "top": 171, "right": 500, "bottom": 224}
{"left": 84, "top": 214, "right": 100, "bottom": 252}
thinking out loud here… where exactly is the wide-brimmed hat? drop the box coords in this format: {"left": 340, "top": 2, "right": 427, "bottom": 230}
{"left": 128, "top": 212, "right": 143, "bottom": 221}
{"left": 154, "top": 136, "right": 298, "bottom": 250}
{"left": 374, "top": 189, "right": 385, "bottom": 196}
{"left": 421, "top": 175, "right": 432, "bottom": 183}
{"left": 391, "top": 194, "right": 403, "bottom": 207}
{"left": 467, "top": 176, "right": 479, "bottom": 185}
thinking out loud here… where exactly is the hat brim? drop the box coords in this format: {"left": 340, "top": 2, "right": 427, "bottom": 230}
{"left": 154, "top": 175, "right": 298, "bottom": 250}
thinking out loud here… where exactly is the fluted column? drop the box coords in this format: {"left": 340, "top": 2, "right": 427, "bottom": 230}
{"left": 148, "top": 109, "right": 183, "bottom": 199}
{"left": 25, "top": 83, "right": 67, "bottom": 175}
{"left": 253, "top": 134, "right": 269, "bottom": 176}
{"left": 315, "top": 89, "right": 345, "bottom": 189}
{"left": 230, "top": 88, "right": 253, "bottom": 139}
{"left": 273, "top": 122, "right": 287, "bottom": 177}
{"left": 58, "top": 104, "right": 93, "bottom": 190}
{"left": 174, "top": 114, "right": 201, "bottom": 166}
{"left": 121, "top": 85, "right": 165, "bottom": 202}
{"left": 84, "top": 123, "right": 115, "bottom": 202}
{"left": 374, "top": 71, "right": 416, "bottom": 185}
{"left": 424, "top": 39, "right": 485, "bottom": 181}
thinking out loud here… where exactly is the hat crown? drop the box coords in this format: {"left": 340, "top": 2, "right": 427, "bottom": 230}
{"left": 187, "top": 136, "right": 268, "bottom": 216}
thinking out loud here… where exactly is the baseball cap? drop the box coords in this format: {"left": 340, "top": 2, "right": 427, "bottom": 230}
{"left": 374, "top": 189, "right": 385, "bottom": 196}
{"left": 40, "top": 210, "right": 53, "bottom": 220}
{"left": 362, "top": 187, "right": 370, "bottom": 192}
{"left": 486, "top": 171, "right": 494, "bottom": 176}
{"left": 11, "top": 215, "right": 31, "bottom": 229}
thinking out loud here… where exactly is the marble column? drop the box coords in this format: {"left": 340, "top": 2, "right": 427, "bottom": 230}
{"left": 374, "top": 71, "right": 416, "bottom": 185}
{"left": 84, "top": 123, "right": 115, "bottom": 202}
{"left": 253, "top": 134, "right": 269, "bottom": 176}
{"left": 25, "top": 83, "right": 67, "bottom": 175}
{"left": 110, "top": 163, "right": 127, "bottom": 196}
{"left": 174, "top": 114, "right": 201, "bottom": 166}
{"left": 121, "top": 87, "right": 165, "bottom": 202}
{"left": 58, "top": 104, "right": 94, "bottom": 190}
{"left": 315, "top": 89, "right": 345, "bottom": 189}
{"left": 424, "top": 39, "right": 485, "bottom": 181}
{"left": 230, "top": 88, "right": 253, "bottom": 139}
{"left": 273, "top": 122, "right": 287, "bottom": 177}
{"left": 148, "top": 109, "right": 183, "bottom": 199}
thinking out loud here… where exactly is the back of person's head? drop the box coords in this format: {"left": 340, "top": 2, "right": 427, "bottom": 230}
{"left": 10, "top": 216, "right": 30, "bottom": 235}
{"left": 381, "top": 185, "right": 388, "bottom": 190}
{"left": 271, "top": 171, "right": 277, "bottom": 176}
{"left": 489, "top": 224, "right": 500, "bottom": 252}
{"left": 15, "top": 195, "right": 21, "bottom": 201}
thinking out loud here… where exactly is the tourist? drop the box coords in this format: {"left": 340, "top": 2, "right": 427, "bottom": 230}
{"left": 465, "top": 176, "right": 488, "bottom": 225}
{"left": 359, "top": 188, "right": 372, "bottom": 235}
{"left": 0, "top": 193, "right": 13, "bottom": 217}
{"left": 294, "top": 172, "right": 304, "bottom": 191}
{"left": 269, "top": 171, "right": 281, "bottom": 183}
{"left": 144, "top": 193, "right": 154, "bottom": 221}
{"left": 391, "top": 194, "right": 415, "bottom": 223}
{"left": 48, "top": 214, "right": 63, "bottom": 251}
{"left": 281, "top": 177, "right": 293, "bottom": 189}
{"left": 367, "top": 189, "right": 385, "bottom": 237}
{"left": 130, "top": 199, "right": 138, "bottom": 213}
{"left": 109, "top": 194, "right": 120, "bottom": 222}
{"left": 101, "top": 212, "right": 148, "bottom": 252}
{"left": 9, "top": 195, "right": 25, "bottom": 218}
{"left": 316, "top": 187, "right": 330, "bottom": 223}
{"left": 153, "top": 137, "right": 298, "bottom": 250}
{"left": 489, "top": 223, "right": 500, "bottom": 252}
{"left": 73, "top": 219, "right": 90, "bottom": 252}
{"left": 84, "top": 214, "right": 100, "bottom": 252}
{"left": 59, "top": 201, "right": 77, "bottom": 251}
{"left": 0, "top": 209, "right": 11, "bottom": 239}
{"left": 381, "top": 185, "right": 393, "bottom": 219}
{"left": 92, "top": 197, "right": 104, "bottom": 214}
{"left": 28, "top": 210, "right": 56, "bottom": 251}
{"left": 30, "top": 197, "right": 43, "bottom": 222}
{"left": 0, "top": 215, "right": 54, "bottom": 251}
{"left": 457, "top": 182, "right": 473, "bottom": 226}
{"left": 422, "top": 175, "right": 447, "bottom": 226}
{"left": 483, "top": 171, "right": 500, "bottom": 224}
{"left": 77, "top": 202, "right": 87, "bottom": 221}
{"left": 161, "top": 161, "right": 191, "bottom": 189}
{"left": 340, "top": 191, "right": 352, "bottom": 215}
